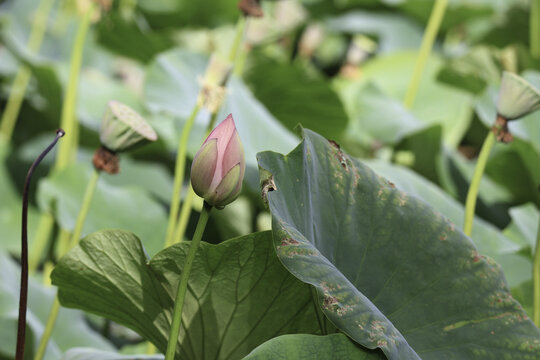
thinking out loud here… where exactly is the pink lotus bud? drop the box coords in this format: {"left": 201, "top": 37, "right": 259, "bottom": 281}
{"left": 190, "top": 114, "right": 245, "bottom": 208}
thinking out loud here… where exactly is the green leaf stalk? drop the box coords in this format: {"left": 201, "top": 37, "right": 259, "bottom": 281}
{"left": 403, "top": 0, "right": 448, "bottom": 109}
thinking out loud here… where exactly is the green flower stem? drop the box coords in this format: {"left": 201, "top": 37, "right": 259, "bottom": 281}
{"left": 229, "top": 16, "right": 247, "bottom": 63}
{"left": 33, "top": 297, "right": 60, "bottom": 360}
{"left": 55, "top": 228, "right": 71, "bottom": 262}
{"left": 165, "top": 203, "right": 212, "bottom": 360}
{"left": 463, "top": 131, "right": 496, "bottom": 236}
{"left": 68, "top": 169, "right": 100, "bottom": 248}
{"left": 172, "top": 112, "right": 218, "bottom": 245}
{"left": 34, "top": 168, "right": 100, "bottom": 360}
{"left": 28, "top": 214, "right": 55, "bottom": 273}
{"left": 403, "top": 0, "right": 448, "bottom": 109}
{"left": 173, "top": 189, "right": 196, "bottom": 244}
{"left": 55, "top": 4, "right": 96, "bottom": 170}
{"left": 31, "top": 3, "right": 96, "bottom": 270}
{"left": 164, "top": 104, "right": 202, "bottom": 248}
{"left": 534, "top": 216, "right": 540, "bottom": 327}
{"left": 0, "top": 0, "right": 56, "bottom": 141}
{"left": 532, "top": 0, "right": 540, "bottom": 59}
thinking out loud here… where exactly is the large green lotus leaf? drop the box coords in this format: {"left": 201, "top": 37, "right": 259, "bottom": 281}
{"left": 104, "top": 155, "right": 174, "bottom": 204}
{"left": 325, "top": 11, "right": 422, "bottom": 53}
{"left": 0, "top": 29, "right": 63, "bottom": 122}
{"left": 485, "top": 139, "right": 540, "bottom": 208}
{"left": 77, "top": 70, "right": 143, "bottom": 132}
{"left": 366, "top": 159, "right": 532, "bottom": 300}
{"left": 36, "top": 163, "right": 167, "bottom": 256}
{"left": 364, "top": 159, "right": 519, "bottom": 257}
{"left": 396, "top": 0, "right": 502, "bottom": 30}
{"left": 62, "top": 348, "right": 164, "bottom": 360}
{"left": 0, "top": 252, "right": 114, "bottom": 359}
{"left": 243, "top": 334, "right": 384, "bottom": 360}
{"left": 504, "top": 203, "right": 540, "bottom": 254}
{"left": 51, "top": 230, "right": 320, "bottom": 360}
{"left": 143, "top": 49, "right": 298, "bottom": 169}
{"left": 337, "top": 51, "right": 473, "bottom": 148}
{"left": 137, "top": 0, "right": 238, "bottom": 29}
{"left": 437, "top": 46, "right": 501, "bottom": 95}
{"left": 440, "top": 148, "right": 513, "bottom": 205}
{"left": 95, "top": 12, "right": 174, "bottom": 63}
{"left": 336, "top": 83, "right": 425, "bottom": 150}
{"left": 257, "top": 129, "right": 540, "bottom": 359}
{"left": 244, "top": 54, "right": 348, "bottom": 140}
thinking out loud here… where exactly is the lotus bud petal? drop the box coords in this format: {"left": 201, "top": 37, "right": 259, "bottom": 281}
{"left": 496, "top": 72, "right": 540, "bottom": 120}
{"left": 99, "top": 101, "right": 158, "bottom": 152}
{"left": 191, "top": 114, "right": 245, "bottom": 208}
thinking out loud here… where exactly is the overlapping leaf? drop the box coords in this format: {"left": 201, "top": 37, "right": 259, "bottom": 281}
{"left": 257, "top": 129, "right": 540, "bottom": 359}
{"left": 52, "top": 230, "right": 320, "bottom": 360}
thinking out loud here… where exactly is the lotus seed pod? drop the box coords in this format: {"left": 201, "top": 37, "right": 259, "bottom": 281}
{"left": 496, "top": 71, "right": 540, "bottom": 120}
{"left": 99, "top": 101, "right": 158, "bottom": 152}
{"left": 191, "top": 114, "right": 245, "bottom": 209}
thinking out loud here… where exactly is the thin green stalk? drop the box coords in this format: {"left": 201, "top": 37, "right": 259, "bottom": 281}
{"left": 164, "top": 104, "right": 202, "bottom": 248}
{"left": 0, "top": 0, "right": 56, "bottom": 141}
{"left": 68, "top": 169, "right": 100, "bottom": 248}
{"left": 165, "top": 203, "right": 212, "bottom": 360}
{"left": 33, "top": 297, "right": 60, "bottom": 360}
{"left": 531, "top": 0, "right": 540, "bottom": 59}
{"left": 403, "top": 0, "right": 448, "bottom": 109}
{"left": 55, "top": 4, "right": 96, "bottom": 170}
{"left": 53, "top": 229, "right": 71, "bottom": 264}
{"left": 28, "top": 214, "right": 55, "bottom": 273}
{"left": 173, "top": 112, "right": 219, "bottom": 245}
{"left": 32, "top": 3, "right": 96, "bottom": 270}
{"left": 229, "top": 16, "right": 246, "bottom": 63}
{"left": 463, "top": 131, "right": 496, "bottom": 236}
{"left": 534, "top": 217, "right": 540, "bottom": 327}
{"left": 34, "top": 169, "right": 100, "bottom": 360}
{"left": 173, "top": 189, "right": 196, "bottom": 244}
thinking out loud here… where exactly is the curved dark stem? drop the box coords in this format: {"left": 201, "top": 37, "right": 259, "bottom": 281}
{"left": 16, "top": 129, "right": 64, "bottom": 360}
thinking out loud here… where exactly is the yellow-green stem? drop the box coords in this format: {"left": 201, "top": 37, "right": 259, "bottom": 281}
{"left": 165, "top": 203, "right": 212, "bottom": 360}
{"left": 403, "top": 0, "right": 448, "bottom": 108}
{"left": 229, "top": 16, "right": 247, "bottom": 63}
{"left": 28, "top": 214, "right": 55, "bottom": 273}
{"left": 33, "top": 297, "right": 60, "bottom": 360}
{"left": 534, "top": 217, "right": 540, "bottom": 327}
{"left": 463, "top": 131, "right": 496, "bottom": 236}
{"left": 55, "top": 228, "right": 71, "bottom": 261}
{"left": 531, "top": 0, "right": 540, "bottom": 59}
{"left": 32, "top": 3, "right": 96, "bottom": 265}
{"left": 173, "top": 189, "right": 196, "bottom": 244}
{"left": 164, "top": 104, "right": 202, "bottom": 248}
{"left": 34, "top": 169, "right": 100, "bottom": 360}
{"left": 0, "top": 0, "right": 56, "bottom": 141}
{"left": 54, "top": 4, "right": 96, "bottom": 170}
{"left": 68, "top": 169, "right": 100, "bottom": 248}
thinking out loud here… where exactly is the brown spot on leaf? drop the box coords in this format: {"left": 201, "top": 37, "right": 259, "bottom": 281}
{"left": 261, "top": 176, "right": 276, "bottom": 205}
{"left": 280, "top": 237, "right": 300, "bottom": 247}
